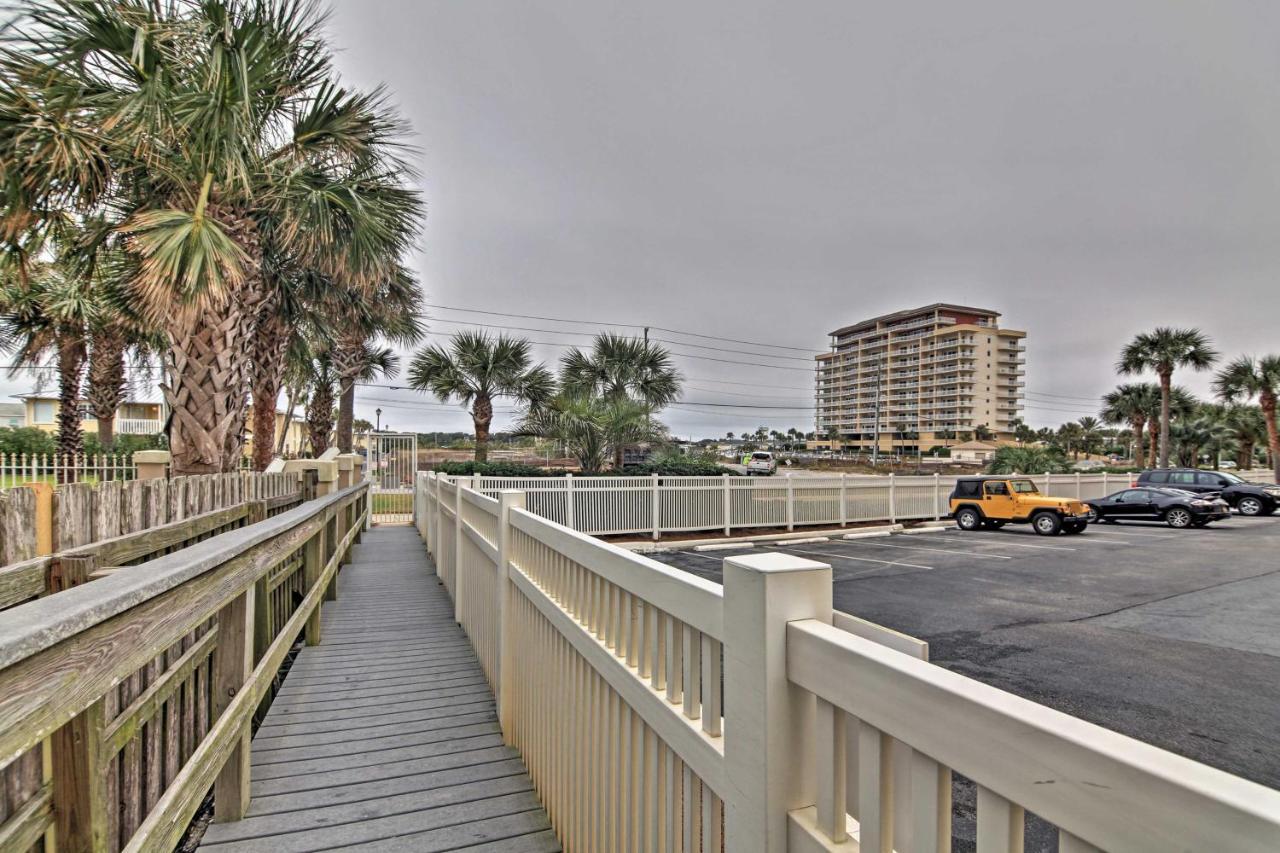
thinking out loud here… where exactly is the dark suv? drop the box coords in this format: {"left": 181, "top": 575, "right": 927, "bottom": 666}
{"left": 1134, "top": 469, "right": 1280, "bottom": 516}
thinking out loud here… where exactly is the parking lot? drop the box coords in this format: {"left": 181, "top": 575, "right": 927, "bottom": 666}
{"left": 650, "top": 515, "right": 1280, "bottom": 837}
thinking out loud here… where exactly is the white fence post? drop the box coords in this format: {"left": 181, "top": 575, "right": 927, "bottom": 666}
{"left": 454, "top": 478, "right": 465, "bottom": 624}
{"left": 496, "top": 490, "right": 524, "bottom": 735}
{"left": 723, "top": 552, "right": 833, "bottom": 852}
{"left": 934, "top": 472, "right": 942, "bottom": 520}
{"left": 786, "top": 474, "right": 795, "bottom": 531}
{"left": 652, "top": 472, "right": 661, "bottom": 542}
{"left": 723, "top": 474, "right": 732, "bottom": 537}
{"left": 888, "top": 473, "right": 897, "bottom": 524}
{"left": 1103, "top": 471, "right": 1109, "bottom": 493}
{"left": 565, "top": 473, "right": 575, "bottom": 530}
{"left": 1076, "top": 472, "right": 1082, "bottom": 499}
{"left": 433, "top": 475, "right": 445, "bottom": 572}
{"left": 839, "top": 473, "right": 847, "bottom": 528}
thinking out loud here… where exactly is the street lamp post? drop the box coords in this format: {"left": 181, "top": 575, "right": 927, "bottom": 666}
{"left": 375, "top": 408, "right": 382, "bottom": 432}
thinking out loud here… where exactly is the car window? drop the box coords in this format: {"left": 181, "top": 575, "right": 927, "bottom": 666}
{"left": 984, "top": 481, "right": 1009, "bottom": 496}
{"left": 1167, "top": 471, "right": 1197, "bottom": 485}
{"left": 1009, "top": 479, "right": 1039, "bottom": 493}
{"left": 1195, "top": 472, "right": 1225, "bottom": 486}
{"left": 1144, "top": 471, "right": 1167, "bottom": 483}
{"left": 751, "top": 453, "right": 771, "bottom": 461}
{"left": 956, "top": 480, "right": 981, "bottom": 498}
{"left": 1120, "top": 490, "right": 1148, "bottom": 501}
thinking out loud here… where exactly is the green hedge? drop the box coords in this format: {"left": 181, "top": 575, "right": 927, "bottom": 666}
{"left": 432, "top": 461, "right": 557, "bottom": 477}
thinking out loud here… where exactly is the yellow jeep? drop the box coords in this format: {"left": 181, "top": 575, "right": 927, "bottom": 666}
{"left": 949, "top": 475, "right": 1095, "bottom": 535}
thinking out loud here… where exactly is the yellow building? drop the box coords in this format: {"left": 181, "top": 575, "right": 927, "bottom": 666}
{"left": 17, "top": 394, "right": 165, "bottom": 436}
{"left": 814, "top": 304, "right": 1026, "bottom": 456}
{"left": 243, "top": 407, "right": 310, "bottom": 459}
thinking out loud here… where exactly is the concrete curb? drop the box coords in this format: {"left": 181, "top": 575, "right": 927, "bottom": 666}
{"left": 898, "top": 525, "right": 952, "bottom": 535}
{"left": 692, "top": 542, "right": 757, "bottom": 552}
{"left": 765, "top": 537, "right": 830, "bottom": 546}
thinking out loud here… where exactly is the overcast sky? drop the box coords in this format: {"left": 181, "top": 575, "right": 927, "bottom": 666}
{"left": 10, "top": 1, "right": 1278, "bottom": 439}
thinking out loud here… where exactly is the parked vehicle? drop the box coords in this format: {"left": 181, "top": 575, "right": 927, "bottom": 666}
{"left": 1087, "top": 487, "right": 1230, "bottom": 528}
{"left": 949, "top": 475, "right": 1095, "bottom": 535}
{"left": 1133, "top": 469, "right": 1280, "bottom": 516}
{"left": 745, "top": 451, "right": 777, "bottom": 475}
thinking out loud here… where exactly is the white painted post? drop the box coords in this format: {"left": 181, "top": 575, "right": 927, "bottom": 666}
{"left": 786, "top": 474, "right": 795, "bottom": 531}
{"left": 1103, "top": 471, "right": 1109, "bottom": 493}
{"left": 496, "top": 490, "right": 525, "bottom": 735}
{"left": 933, "top": 472, "right": 941, "bottom": 520}
{"left": 888, "top": 472, "right": 897, "bottom": 524}
{"left": 723, "top": 552, "right": 833, "bottom": 852}
{"left": 565, "top": 473, "right": 576, "bottom": 530}
{"left": 839, "top": 473, "right": 848, "bottom": 527}
{"left": 454, "top": 478, "right": 465, "bottom": 624}
{"left": 723, "top": 474, "right": 732, "bottom": 537}
{"left": 652, "top": 472, "right": 661, "bottom": 542}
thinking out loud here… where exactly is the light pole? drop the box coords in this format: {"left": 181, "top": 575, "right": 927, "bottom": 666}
{"left": 375, "top": 408, "right": 382, "bottom": 432}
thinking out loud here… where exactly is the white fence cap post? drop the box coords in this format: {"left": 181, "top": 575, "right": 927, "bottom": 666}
{"left": 723, "top": 551, "right": 832, "bottom": 852}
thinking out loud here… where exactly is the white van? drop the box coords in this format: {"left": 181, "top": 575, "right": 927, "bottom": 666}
{"left": 746, "top": 451, "right": 777, "bottom": 475}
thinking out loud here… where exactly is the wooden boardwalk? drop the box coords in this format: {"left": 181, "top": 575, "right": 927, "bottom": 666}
{"left": 199, "top": 526, "right": 559, "bottom": 853}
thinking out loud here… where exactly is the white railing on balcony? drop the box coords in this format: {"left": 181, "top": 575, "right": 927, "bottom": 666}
{"left": 116, "top": 417, "right": 164, "bottom": 435}
{"left": 415, "top": 473, "right": 1280, "bottom": 853}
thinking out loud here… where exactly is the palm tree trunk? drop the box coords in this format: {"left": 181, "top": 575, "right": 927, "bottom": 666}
{"left": 1158, "top": 370, "right": 1172, "bottom": 468}
{"left": 164, "top": 214, "right": 264, "bottom": 475}
{"left": 307, "top": 382, "right": 335, "bottom": 456}
{"left": 336, "top": 379, "right": 356, "bottom": 453}
{"left": 249, "top": 310, "right": 291, "bottom": 471}
{"left": 331, "top": 334, "right": 363, "bottom": 453}
{"left": 1131, "top": 417, "right": 1146, "bottom": 469}
{"left": 86, "top": 329, "right": 127, "bottom": 454}
{"left": 56, "top": 337, "right": 87, "bottom": 481}
{"left": 473, "top": 395, "right": 492, "bottom": 463}
{"left": 1261, "top": 391, "right": 1280, "bottom": 483}
{"left": 1148, "top": 420, "right": 1159, "bottom": 467}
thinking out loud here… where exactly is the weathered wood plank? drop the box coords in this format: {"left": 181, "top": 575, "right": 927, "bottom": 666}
{"left": 0, "top": 781, "right": 52, "bottom": 853}
{"left": 0, "top": 558, "right": 49, "bottom": 610}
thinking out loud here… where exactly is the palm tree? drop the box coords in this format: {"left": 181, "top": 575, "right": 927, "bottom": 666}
{"left": 0, "top": 260, "right": 92, "bottom": 462}
{"left": 1076, "top": 416, "right": 1104, "bottom": 458}
{"left": 516, "top": 393, "right": 663, "bottom": 473}
{"left": 1118, "top": 328, "right": 1219, "bottom": 468}
{"left": 1, "top": 1, "right": 423, "bottom": 474}
{"left": 560, "top": 333, "right": 682, "bottom": 469}
{"left": 987, "top": 445, "right": 1069, "bottom": 475}
{"left": 1223, "top": 405, "right": 1266, "bottom": 470}
{"left": 304, "top": 349, "right": 339, "bottom": 457}
{"left": 1100, "top": 383, "right": 1159, "bottom": 468}
{"left": 1214, "top": 355, "right": 1280, "bottom": 481}
{"left": 408, "top": 332, "right": 554, "bottom": 462}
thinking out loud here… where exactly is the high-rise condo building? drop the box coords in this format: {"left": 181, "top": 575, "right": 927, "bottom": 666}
{"left": 814, "top": 304, "right": 1026, "bottom": 455}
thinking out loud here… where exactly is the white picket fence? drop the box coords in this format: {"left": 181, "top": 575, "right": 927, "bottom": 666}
{"left": 0, "top": 452, "right": 136, "bottom": 484}
{"left": 431, "top": 470, "right": 1277, "bottom": 540}
{"left": 415, "top": 471, "right": 1280, "bottom": 852}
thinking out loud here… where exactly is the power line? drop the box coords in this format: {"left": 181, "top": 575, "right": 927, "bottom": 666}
{"left": 419, "top": 303, "right": 816, "bottom": 352}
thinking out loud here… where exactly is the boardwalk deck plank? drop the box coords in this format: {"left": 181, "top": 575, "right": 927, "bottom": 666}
{"left": 199, "top": 526, "right": 558, "bottom": 852}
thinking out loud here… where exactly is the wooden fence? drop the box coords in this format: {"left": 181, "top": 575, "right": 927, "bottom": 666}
{"left": 417, "top": 472, "right": 1280, "bottom": 852}
{"left": 0, "top": 481, "right": 368, "bottom": 853}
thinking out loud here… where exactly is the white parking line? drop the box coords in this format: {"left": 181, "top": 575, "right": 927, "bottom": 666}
{"left": 828, "top": 540, "right": 1015, "bottom": 560}
{"left": 1084, "top": 527, "right": 1176, "bottom": 538}
{"left": 954, "top": 535, "right": 1086, "bottom": 551}
{"left": 781, "top": 546, "right": 933, "bottom": 571}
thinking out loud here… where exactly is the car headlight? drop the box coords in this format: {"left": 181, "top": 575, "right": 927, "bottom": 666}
{"left": 1191, "top": 500, "right": 1211, "bottom": 506}
{"left": 1265, "top": 487, "right": 1280, "bottom": 496}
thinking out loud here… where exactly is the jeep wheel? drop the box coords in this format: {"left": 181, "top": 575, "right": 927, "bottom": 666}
{"left": 955, "top": 507, "right": 982, "bottom": 530}
{"left": 1166, "top": 508, "right": 1193, "bottom": 529}
{"left": 1031, "top": 512, "right": 1062, "bottom": 536}
{"left": 1237, "top": 497, "right": 1263, "bottom": 516}
{"left": 982, "top": 519, "right": 1006, "bottom": 530}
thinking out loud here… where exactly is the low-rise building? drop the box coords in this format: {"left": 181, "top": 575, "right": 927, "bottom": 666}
{"left": 14, "top": 393, "right": 165, "bottom": 436}
{"left": 948, "top": 440, "right": 999, "bottom": 464}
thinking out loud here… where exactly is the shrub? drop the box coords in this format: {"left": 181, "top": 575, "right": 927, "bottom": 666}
{"left": 0, "top": 427, "right": 56, "bottom": 455}
{"left": 432, "top": 461, "right": 556, "bottom": 477}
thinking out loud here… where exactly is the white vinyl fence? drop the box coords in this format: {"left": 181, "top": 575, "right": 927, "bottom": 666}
{"left": 427, "top": 470, "right": 1276, "bottom": 540}
{"left": 415, "top": 472, "right": 1280, "bottom": 852}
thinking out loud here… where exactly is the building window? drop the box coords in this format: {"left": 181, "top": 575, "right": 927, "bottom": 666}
{"left": 33, "top": 401, "right": 54, "bottom": 424}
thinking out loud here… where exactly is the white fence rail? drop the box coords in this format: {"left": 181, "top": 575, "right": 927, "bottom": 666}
{"left": 436, "top": 470, "right": 1277, "bottom": 540}
{"left": 416, "top": 472, "right": 1280, "bottom": 852}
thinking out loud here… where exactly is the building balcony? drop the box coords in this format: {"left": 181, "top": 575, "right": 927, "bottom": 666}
{"left": 118, "top": 418, "right": 164, "bottom": 435}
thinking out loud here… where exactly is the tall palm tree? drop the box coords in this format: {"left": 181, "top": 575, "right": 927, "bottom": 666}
{"left": 560, "top": 333, "right": 682, "bottom": 469}
{"left": 1, "top": 0, "right": 422, "bottom": 474}
{"left": 1101, "top": 383, "right": 1160, "bottom": 468}
{"left": 408, "top": 332, "right": 554, "bottom": 462}
{"left": 1223, "top": 405, "right": 1266, "bottom": 470}
{"left": 304, "top": 349, "right": 338, "bottom": 457}
{"left": 1118, "top": 328, "right": 1218, "bottom": 468}
{"left": 0, "top": 260, "right": 92, "bottom": 461}
{"left": 516, "top": 393, "right": 662, "bottom": 473}
{"left": 1214, "top": 355, "right": 1280, "bottom": 481}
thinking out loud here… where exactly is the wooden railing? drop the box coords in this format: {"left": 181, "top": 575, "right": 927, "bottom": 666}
{"left": 0, "top": 481, "right": 368, "bottom": 853}
{"left": 0, "top": 472, "right": 304, "bottom": 612}
{"left": 418, "top": 471, "right": 1280, "bottom": 852}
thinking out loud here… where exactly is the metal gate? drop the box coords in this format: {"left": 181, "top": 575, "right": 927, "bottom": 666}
{"left": 360, "top": 432, "right": 418, "bottom": 524}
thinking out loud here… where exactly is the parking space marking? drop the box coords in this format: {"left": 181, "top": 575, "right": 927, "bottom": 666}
{"left": 821, "top": 540, "right": 1015, "bottom": 560}
{"left": 959, "top": 533, "right": 1107, "bottom": 551}
{"left": 1085, "top": 527, "right": 1179, "bottom": 538}
{"left": 779, "top": 546, "right": 933, "bottom": 571}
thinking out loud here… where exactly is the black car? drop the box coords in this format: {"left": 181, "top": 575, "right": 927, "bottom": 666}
{"left": 1134, "top": 468, "right": 1280, "bottom": 516}
{"left": 1088, "top": 487, "right": 1230, "bottom": 528}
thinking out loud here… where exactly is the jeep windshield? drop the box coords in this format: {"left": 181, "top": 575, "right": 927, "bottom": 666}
{"left": 1009, "top": 479, "right": 1039, "bottom": 494}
